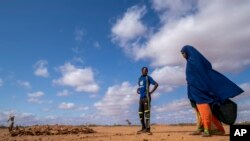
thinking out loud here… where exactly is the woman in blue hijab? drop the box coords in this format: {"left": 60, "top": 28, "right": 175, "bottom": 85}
{"left": 181, "top": 45, "right": 243, "bottom": 137}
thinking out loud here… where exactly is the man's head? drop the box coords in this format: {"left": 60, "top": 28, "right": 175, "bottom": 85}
{"left": 141, "top": 67, "right": 148, "bottom": 76}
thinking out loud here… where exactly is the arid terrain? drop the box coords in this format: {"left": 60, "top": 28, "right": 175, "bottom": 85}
{"left": 0, "top": 125, "right": 230, "bottom": 141}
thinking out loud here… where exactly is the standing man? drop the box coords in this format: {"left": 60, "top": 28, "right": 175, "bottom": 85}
{"left": 137, "top": 67, "right": 158, "bottom": 134}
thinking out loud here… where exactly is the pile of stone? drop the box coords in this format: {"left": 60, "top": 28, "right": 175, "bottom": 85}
{"left": 10, "top": 125, "right": 96, "bottom": 136}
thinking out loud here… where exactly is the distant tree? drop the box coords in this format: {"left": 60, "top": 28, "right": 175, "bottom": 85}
{"left": 126, "top": 119, "right": 131, "bottom": 126}
{"left": 8, "top": 115, "right": 15, "bottom": 132}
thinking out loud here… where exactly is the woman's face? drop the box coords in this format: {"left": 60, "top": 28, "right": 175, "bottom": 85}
{"left": 182, "top": 52, "right": 187, "bottom": 59}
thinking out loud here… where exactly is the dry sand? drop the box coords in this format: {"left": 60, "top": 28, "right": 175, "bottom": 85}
{"left": 0, "top": 125, "right": 230, "bottom": 141}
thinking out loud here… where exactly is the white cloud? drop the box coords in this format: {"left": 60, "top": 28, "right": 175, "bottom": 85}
{"left": 75, "top": 28, "right": 84, "bottom": 41}
{"left": 111, "top": 5, "right": 147, "bottom": 46}
{"left": 13, "top": 112, "right": 37, "bottom": 125}
{"left": 152, "top": 0, "right": 198, "bottom": 21}
{"left": 17, "top": 80, "right": 32, "bottom": 89}
{"left": 0, "top": 110, "right": 129, "bottom": 126}
{"left": 231, "top": 83, "right": 250, "bottom": 122}
{"left": 0, "top": 111, "right": 39, "bottom": 126}
{"left": 72, "top": 47, "right": 82, "bottom": 54}
{"left": 151, "top": 66, "right": 185, "bottom": 92}
{"left": 233, "top": 83, "right": 250, "bottom": 100}
{"left": 27, "top": 99, "right": 52, "bottom": 105}
{"left": 0, "top": 111, "right": 61, "bottom": 126}
{"left": 93, "top": 41, "right": 101, "bottom": 48}
{"left": 27, "top": 91, "right": 52, "bottom": 104}
{"left": 53, "top": 63, "right": 99, "bottom": 93}
{"left": 154, "top": 98, "right": 195, "bottom": 123}
{"left": 73, "top": 56, "right": 84, "bottom": 64}
{"left": 110, "top": 0, "right": 250, "bottom": 124}
{"left": 27, "top": 98, "right": 42, "bottom": 104}
{"left": 42, "top": 108, "right": 51, "bottom": 112}
{"left": 0, "top": 110, "right": 15, "bottom": 121}
{"left": 94, "top": 80, "right": 161, "bottom": 124}
{"left": 0, "top": 78, "right": 3, "bottom": 87}
{"left": 94, "top": 82, "right": 138, "bottom": 116}
{"left": 58, "top": 102, "right": 88, "bottom": 111}
{"left": 155, "top": 98, "right": 190, "bottom": 113}
{"left": 114, "top": 0, "right": 250, "bottom": 72}
{"left": 58, "top": 102, "right": 76, "bottom": 110}
{"left": 153, "top": 83, "right": 250, "bottom": 124}
{"left": 28, "top": 91, "right": 44, "bottom": 98}
{"left": 57, "top": 89, "right": 70, "bottom": 97}
{"left": 34, "top": 60, "right": 49, "bottom": 77}
{"left": 76, "top": 106, "right": 89, "bottom": 111}
{"left": 90, "top": 94, "right": 97, "bottom": 98}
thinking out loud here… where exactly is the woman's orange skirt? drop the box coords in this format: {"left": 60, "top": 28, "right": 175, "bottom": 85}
{"left": 196, "top": 103, "right": 225, "bottom": 133}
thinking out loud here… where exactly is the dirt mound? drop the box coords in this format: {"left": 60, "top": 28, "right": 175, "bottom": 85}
{"left": 10, "top": 125, "right": 96, "bottom": 136}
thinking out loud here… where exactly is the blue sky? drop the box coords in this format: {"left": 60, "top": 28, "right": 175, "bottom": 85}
{"left": 0, "top": 0, "right": 250, "bottom": 126}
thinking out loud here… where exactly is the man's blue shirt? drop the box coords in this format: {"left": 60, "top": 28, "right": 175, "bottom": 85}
{"left": 138, "top": 75, "right": 156, "bottom": 99}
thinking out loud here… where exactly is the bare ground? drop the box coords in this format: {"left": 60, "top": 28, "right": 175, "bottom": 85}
{"left": 0, "top": 125, "right": 230, "bottom": 141}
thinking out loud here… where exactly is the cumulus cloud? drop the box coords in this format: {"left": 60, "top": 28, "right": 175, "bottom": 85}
{"left": 28, "top": 91, "right": 44, "bottom": 98}
{"left": 17, "top": 80, "right": 32, "bottom": 89}
{"left": 111, "top": 5, "right": 147, "bottom": 46}
{"left": 113, "top": 0, "right": 250, "bottom": 72}
{"left": 154, "top": 82, "right": 250, "bottom": 123}
{"left": 57, "top": 89, "right": 70, "bottom": 97}
{"left": 53, "top": 63, "right": 99, "bottom": 93}
{"left": 58, "top": 102, "right": 89, "bottom": 113}
{"left": 233, "top": 83, "right": 250, "bottom": 100}
{"left": 110, "top": 0, "right": 250, "bottom": 124}
{"left": 27, "top": 98, "right": 48, "bottom": 104}
{"left": 0, "top": 111, "right": 89, "bottom": 126}
{"left": 155, "top": 98, "right": 190, "bottom": 113}
{"left": 33, "top": 60, "right": 49, "bottom": 77}
{"left": 231, "top": 83, "right": 250, "bottom": 122}
{"left": 151, "top": 66, "right": 185, "bottom": 92}
{"left": 152, "top": 0, "right": 198, "bottom": 21}
{"left": 76, "top": 106, "right": 89, "bottom": 111}
{"left": 27, "top": 91, "right": 52, "bottom": 104}
{"left": 0, "top": 111, "right": 39, "bottom": 126}
{"left": 94, "top": 82, "right": 138, "bottom": 116}
{"left": 73, "top": 56, "right": 84, "bottom": 64}
{"left": 0, "top": 110, "right": 109, "bottom": 126}
{"left": 154, "top": 98, "right": 195, "bottom": 123}
{"left": 58, "top": 102, "right": 76, "bottom": 110}
{"left": 236, "top": 102, "right": 250, "bottom": 122}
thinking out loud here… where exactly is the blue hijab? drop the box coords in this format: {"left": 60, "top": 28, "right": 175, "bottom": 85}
{"left": 181, "top": 45, "right": 244, "bottom": 104}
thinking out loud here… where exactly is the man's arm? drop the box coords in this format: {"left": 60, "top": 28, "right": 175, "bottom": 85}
{"left": 137, "top": 88, "right": 140, "bottom": 94}
{"left": 149, "top": 82, "right": 158, "bottom": 95}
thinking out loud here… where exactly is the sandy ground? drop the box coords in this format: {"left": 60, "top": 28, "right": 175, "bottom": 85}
{"left": 0, "top": 125, "right": 230, "bottom": 141}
